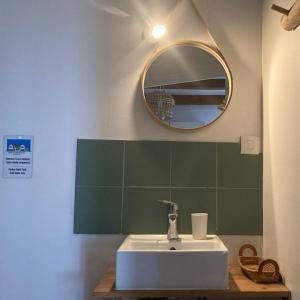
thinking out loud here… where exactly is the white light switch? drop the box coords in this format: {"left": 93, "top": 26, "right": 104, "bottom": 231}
{"left": 240, "top": 136, "right": 260, "bottom": 155}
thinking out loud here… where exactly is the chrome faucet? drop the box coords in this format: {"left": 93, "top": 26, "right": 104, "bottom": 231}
{"left": 158, "top": 200, "right": 180, "bottom": 240}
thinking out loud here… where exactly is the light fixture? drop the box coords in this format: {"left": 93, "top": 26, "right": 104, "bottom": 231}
{"left": 151, "top": 24, "right": 167, "bottom": 39}
{"left": 143, "top": 24, "right": 167, "bottom": 43}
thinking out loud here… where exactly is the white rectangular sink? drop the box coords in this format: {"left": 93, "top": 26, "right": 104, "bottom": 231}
{"left": 116, "top": 234, "right": 228, "bottom": 290}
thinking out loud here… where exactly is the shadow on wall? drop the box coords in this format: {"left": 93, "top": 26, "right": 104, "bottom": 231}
{"left": 262, "top": 30, "right": 290, "bottom": 273}
{"left": 80, "top": 235, "right": 124, "bottom": 300}
{"left": 263, "top": 125, "right": 279, "bottom": 261}
{"left": 196, "top": 0, "right": 262, "bottom": 82}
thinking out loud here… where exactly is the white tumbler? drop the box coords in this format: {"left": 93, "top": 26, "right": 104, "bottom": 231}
{"left": 191, "top": 213, "right": 208, "bottom": 240}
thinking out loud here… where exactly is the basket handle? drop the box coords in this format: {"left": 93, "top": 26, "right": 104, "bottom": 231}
{"left": 258, "top": 259, "right": 280, "bottom": 279}
{"left": 239, "top": 244, "right": 258, "bottom": 257}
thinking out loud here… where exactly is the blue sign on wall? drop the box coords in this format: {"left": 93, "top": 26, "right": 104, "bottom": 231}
{"left": 6, "top": 139, "right": 31, "bottom": 152}
{"left": 3, "top": 135, "right": 33, "bottom": 178}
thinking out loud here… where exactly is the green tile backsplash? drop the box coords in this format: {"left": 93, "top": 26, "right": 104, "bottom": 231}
{"left": 217, "top": 189, "right": 263, "bottom": 235}
{"left": 76, "top": 140, "right": 123, "bottom": 186}
{"left": 171, "top": 142, "right": 216, "bottom": 187}
{"left": 125, "top": 141, "right": 170, "bottom": 187}
{"left": 74, "top": 187, "right": 122, "bottom": 234}
{"left": 74, "top": 140, "right": 262, "bottom": 235}
{"left": 122, "top": 188, "right": 169, "bottom": 234}
{"left": 218, "top": 143, "right": 262, "bottom": 188}
{"left": 171, "top": 188, "right": 217, "bottom": 234}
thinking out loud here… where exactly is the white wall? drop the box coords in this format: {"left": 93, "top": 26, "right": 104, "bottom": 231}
{"left": 263, "top": 1, "right": 300, "bottom": 299}
{"left": 0, "top": 1, "right": 262, "bottom": 299}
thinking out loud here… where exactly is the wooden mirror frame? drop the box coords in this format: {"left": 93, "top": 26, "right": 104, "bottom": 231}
{"left": 140, "top": 40, "right": 233, "bottom": 130}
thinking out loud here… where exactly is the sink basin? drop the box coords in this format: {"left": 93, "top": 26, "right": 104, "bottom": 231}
{"left": 116, "top": 234, "right": 228, "bottom": 290}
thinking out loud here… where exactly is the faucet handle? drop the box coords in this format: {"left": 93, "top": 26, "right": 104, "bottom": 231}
{"left": 157, "top": 200, "right": 178, "bottom": 213}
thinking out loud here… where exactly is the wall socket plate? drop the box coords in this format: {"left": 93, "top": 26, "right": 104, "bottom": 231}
{"left": 240, "top": 136, "right": 260, "bottom": 155}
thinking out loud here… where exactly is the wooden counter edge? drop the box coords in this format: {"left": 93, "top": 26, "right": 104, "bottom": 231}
{"left": 93, "top": 264, "right": 291, "bottom": 298}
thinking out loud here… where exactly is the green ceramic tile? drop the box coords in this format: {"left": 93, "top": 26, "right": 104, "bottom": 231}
{"left": 217, "top": 143, "right": 262, "bottom": 188}
{"left": 171, "top": 188, "right": 216, "bottom": 234}
{"left": 76, "top": 140, "right": 123, "bottom": 186}
{"left": 171, "top": 142, "right": 216, "bottom": 187}
{"left": 124, "top": 141, "right": 170, "bottom": 186}
{"left": 74, "top": 187, "right": 122, "bottom": 234}
{"left": 122, "top": 188, "right": 169, "bottom": 234}
{"left": 217, "top": 189, "right": 262, "bottom": 235}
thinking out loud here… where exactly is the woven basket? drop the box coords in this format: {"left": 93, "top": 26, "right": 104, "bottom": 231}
{"left": 238, "top": 244, "right": 281, "bottom": 284}
{"left": 145, "top": 89, "right": 175, "bottom": 121}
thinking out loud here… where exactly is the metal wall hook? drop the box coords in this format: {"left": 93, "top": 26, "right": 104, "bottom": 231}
{"left": 271, "top": 0, "right": 300, "bottom": 31}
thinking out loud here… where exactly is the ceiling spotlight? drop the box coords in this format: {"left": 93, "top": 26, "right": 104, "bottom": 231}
{"left": 151, "top": 24, "right": 167, "bottom": 39}
{"left": 143, "top": 24, "right": 167, "bottom": 43}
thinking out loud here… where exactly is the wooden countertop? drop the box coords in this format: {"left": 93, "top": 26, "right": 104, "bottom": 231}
{"left": 94, "top": 265, "right": 291, "bottom": 298}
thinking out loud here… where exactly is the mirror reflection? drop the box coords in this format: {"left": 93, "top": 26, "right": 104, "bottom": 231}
{"left": 142, "top": 42, "right": 232, "bottom": 130}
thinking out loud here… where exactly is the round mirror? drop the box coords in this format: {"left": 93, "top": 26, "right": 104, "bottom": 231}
{"left": 141, "top": 41, "right": 233, "bottom": 130}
